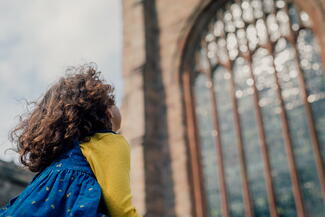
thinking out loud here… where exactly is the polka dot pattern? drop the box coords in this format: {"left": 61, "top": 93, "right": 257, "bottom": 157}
{"left": 0, "top": 139, "right": 108, "bottom": 217}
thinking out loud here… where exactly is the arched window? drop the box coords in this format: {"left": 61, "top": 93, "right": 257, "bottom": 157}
{"left": 183, "top": 0, "right": 325, "bottom": 217}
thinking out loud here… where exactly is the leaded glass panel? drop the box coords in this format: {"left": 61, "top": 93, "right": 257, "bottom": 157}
{"left": 274, "top": 39, "right": 325, "bottom": 216}
{"left": 253, "top": 48, "right": 297, "bottom": 216}
{"left": 194, "top": 74, "right": 221, "bottom": 217}
{"left": 297, "top": 29, "right": 325, "bottom": 163}
{"left": 214, "top": 67, "right": 245, "bottom": 217}
{"left": 234, "top": 58, "right": 270, "bottom": 217}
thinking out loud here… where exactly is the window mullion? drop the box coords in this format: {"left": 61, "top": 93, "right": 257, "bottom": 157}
{"left": 182, "top": 72, "right": 207, "bottom": 217}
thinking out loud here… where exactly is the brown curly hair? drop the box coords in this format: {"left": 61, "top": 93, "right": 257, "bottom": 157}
{"left": 10, "top": 64, "right": 115, "bottom": 172}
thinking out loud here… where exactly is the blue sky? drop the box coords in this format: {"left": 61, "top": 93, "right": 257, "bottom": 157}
{"left": 0, "top": 0, "right": 122, "bottom": 162}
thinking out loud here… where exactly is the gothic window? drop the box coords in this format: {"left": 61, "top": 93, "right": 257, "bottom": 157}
{"left": 184, "top": 0, "right": 325, "bottom": 217}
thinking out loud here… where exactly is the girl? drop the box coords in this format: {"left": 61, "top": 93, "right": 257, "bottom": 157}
{"left": 0, "top": 65, "right": 141, "bottom": 217}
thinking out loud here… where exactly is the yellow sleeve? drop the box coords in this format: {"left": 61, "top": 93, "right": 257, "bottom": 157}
{"left": 80, "top": 133, "right": 141, "bottom": 217}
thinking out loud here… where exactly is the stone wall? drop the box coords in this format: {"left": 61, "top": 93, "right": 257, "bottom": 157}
{"left": 122, "top": 0, "right": 202, "bottom": 216}
{"left": 0, "top": 160, "right": 34, "bottom": 206}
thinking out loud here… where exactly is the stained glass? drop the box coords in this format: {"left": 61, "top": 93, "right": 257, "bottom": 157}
{"left": 217, "top": 38, "right": 229, "bottom": 64}
{"left": 197, "top": 47, "right": 209, "bottom": 73}
{"left": 237, "top": 28, "right": 249, "bottom": 54}
{"left": 251, "top": 0, "right": 264, "bottom": 19}
{"left": 224, "top": 11, "right": 236, "bottom": 33}
{"left": 214, "top": 67, "right": 245, "bottom": 217}
{"left": 192, "top": 0, "right": 325, "bottom": 216}
{"left": 277, "top": 10, "right": 290, "bottom": 37}
{"left": 263, "top": 0, "right": 275, "bottom": 14}
{"left": 227, "top": 33, "right": 239, "bottom": 60}
{"left": 234, "top": 57, "right": 270, "bottom": 217}
{"left": 231, "top": 3, "right": 245, "bottom": 29}
{"left": 287, "top": 3, "right": 300, "bottom": 31}
{"left": 247, "top": 24, "right": 258, "bottom": 51}
{"left": 297, "top": 29, "right": 325, "bottom": 171}
{"left": 253, "top": 48, "right": 297, "bottom": 216}
{"left": 275, "top": 39, "right": 325, "bottom": 216}
{"left": 242, "top": 0, "right": 254, "bottom": 23}
{"left": 194, "top": 74, "right": 221, "bottom": 217}
{"left": 300, "top": 11, "right": 312, "bottom": 28}
{"left": 206, "top": 34, "right": 218, "bottom": 66}
{"left": 256, "top": 19, "right": 268, "bottom": 46}
{"left": 214, "top": 20, "right": 225, "bottom": 37}
{"left": 266, "top": 14, "right": 281, "bottom": 42}
{"left": 275, "top": 0, "right": 285, "bottom": 9}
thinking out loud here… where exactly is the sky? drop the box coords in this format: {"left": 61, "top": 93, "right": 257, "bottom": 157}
{"left": 0, "top": 0, "right": 122, "bottom": 162}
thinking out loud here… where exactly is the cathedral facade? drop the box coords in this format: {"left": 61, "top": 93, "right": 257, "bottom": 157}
{"left": 121, "top": 0, "right": 325, "bottom": 217}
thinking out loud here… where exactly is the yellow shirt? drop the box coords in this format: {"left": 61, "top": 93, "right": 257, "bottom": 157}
{"left": 80, "top": 132, "right": 141, "bottom": 217}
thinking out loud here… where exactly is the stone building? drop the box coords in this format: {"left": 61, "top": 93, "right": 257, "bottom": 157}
{"left": 0, "top": 160, "right": 33, "bottom": 206}
{"left": 1, "top": 1, "right": 325, "bottom": 217}
{"left": 121, "top": 0, "right": 325, "bottom": 217}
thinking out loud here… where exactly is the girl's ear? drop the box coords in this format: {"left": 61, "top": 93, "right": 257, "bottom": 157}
{"left": 108, "top": 105, "right": 122, "bottom": 132}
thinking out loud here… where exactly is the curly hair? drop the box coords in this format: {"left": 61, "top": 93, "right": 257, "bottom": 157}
{"left": 10, "top": 64, "right": 115, "bottom": 172}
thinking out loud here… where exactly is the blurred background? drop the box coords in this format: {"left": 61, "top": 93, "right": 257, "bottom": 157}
{"left": 0, "top": 0, "right": 122, "bottom": 209}
{"left": 1, "top": 0, "right": 325, "bottom": 217}
{"left": 0, "top": 0, "right": 122, "bottom": 162}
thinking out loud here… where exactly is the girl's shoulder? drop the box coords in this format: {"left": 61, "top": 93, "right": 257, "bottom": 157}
{"left": 80, "top": 132, "right": 130, "bottom": 164}
{"left": 81, "top": 131, "right": 129, "bottom": 149}
{"left": 0, "top": 141, "right": 108, "bottom": 217}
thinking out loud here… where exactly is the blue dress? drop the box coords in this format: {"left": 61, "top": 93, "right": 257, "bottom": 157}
{"left": 0, "top": 139, "right": 108, "bottom": 217}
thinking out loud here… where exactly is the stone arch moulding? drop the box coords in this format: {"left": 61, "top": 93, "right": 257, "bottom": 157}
{"left": 177, "top": 1, "right": 229, "bottom": 217}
